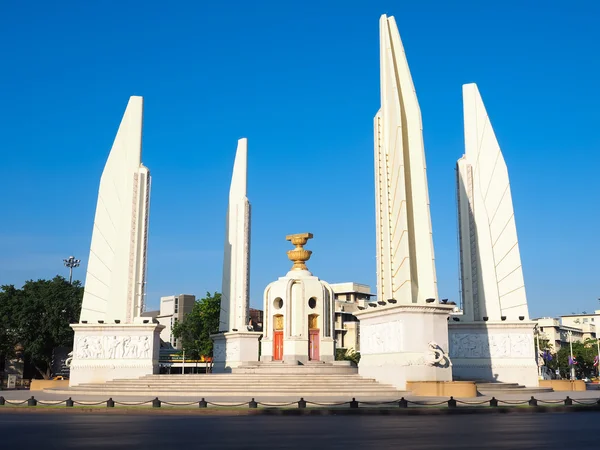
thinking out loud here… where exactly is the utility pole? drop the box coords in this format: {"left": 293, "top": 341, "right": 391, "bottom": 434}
{"left": 568, "top": 330, "right": 575, "bottom": 381}
{"left": 534, "top": 325, "right": 542, "bottom": 379}
{"left": 596, "top": 338, "right": 600, "bottom": 378}
{"left": 63, "top": 256, "right": 81, "bottom": 284}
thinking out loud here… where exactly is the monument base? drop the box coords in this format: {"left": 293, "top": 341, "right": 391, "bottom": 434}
{"left": 211, "top": 331, "right": 262, "bottom": 373}
{"left": 69, "top": 323, "right": 164, "bottom": 387}
{"left": 406, "top": 381, "right": 477, "bottom": 397}
{"left": 448, "top": 321, "right": 538, "bottom": 387}
{"left": 539, "top": 380, "right": 586, "bottom": 392}
{"left": 354, "top": 304, "right": 454, "bottom": 390}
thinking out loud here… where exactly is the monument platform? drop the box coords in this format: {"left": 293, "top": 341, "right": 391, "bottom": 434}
{"left": 45, "top": 371, "right": 404, "bottom": 399}
{"left": 233, "top": 360, "right": 357, "bottom": 375}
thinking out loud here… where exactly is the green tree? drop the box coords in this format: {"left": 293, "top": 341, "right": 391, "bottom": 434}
{"left": 0, "top": 276, "right": 83, "bottom": 379}
{"left": 172, "top": 292, "right": 221, "bottom": 359}
{"left": 556, "top": 339, "right": 598, "bottom": 379}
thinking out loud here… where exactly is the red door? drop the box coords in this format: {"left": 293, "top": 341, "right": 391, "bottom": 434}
{"left": 309, "top": 329, "right": 320, "bottom": 361}
{"left": 273, "top": 331, "right": 283, "bottom": 361}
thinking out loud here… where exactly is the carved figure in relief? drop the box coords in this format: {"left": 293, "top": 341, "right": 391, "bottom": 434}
{"left": 426, "top": 341, "right": 452, "bottom": 367}
{"left": 107, "top": 336, "right": 119, "bottom": 359}
{"left": 77, "top": 337, "right": 90, "bottom": 359}
{"left": 511, "top": 334, "right": 532, "bottom": 357}
{"left": 65, "top": 351, "right": 74, "bottom": 367}
{"left": 141, "top": 336, "right": 151, "bottom": 358}
{"left": 490, "top": 335, "right": 510, "bottom": 357}
{"left": 122, "top": 336, "right": 133, "bottom": 358}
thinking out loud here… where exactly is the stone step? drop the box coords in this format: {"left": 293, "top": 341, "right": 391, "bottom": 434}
{"left": 101, "top": 378, "right": 376, "bottom": 385}
{"left": 72, "top": 380, "right": 390, "bottom": 387}
{"left": 47, "top": 389, "right": 404, "bottom": 398}
{"left": 139, "top": 374, "right": 364, "bottom": 378}
{"left": 475, "top": 381, "right": 553, "bottom": 395}
{"left": 74, "top": 383, "right": 385, "bottom": 388}
{"left": 65, "top": 386, "right": 394, "bottom": 394}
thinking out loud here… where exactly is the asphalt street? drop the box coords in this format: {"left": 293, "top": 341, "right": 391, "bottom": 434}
{"left": 0, "top": 412, "right": 598, "bottom": 449}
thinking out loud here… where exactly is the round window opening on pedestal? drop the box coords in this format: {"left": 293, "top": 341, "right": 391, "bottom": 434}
{"left": 273, "top": 297, "right": 283, "bottom": 310}
{"left": 308, "top": 297, "right": 317, "bottom": 309}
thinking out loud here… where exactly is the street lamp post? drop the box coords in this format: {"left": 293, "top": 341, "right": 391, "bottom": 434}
{"left": 63, "top": 256, "right": 81, "bottom": 284}
{"left": 534, "top": 325, "right": 542, "bottom": 379}
{"left": 596, "top": 337, "right": 600, "bottom": 378}
{"left": 567, "top": 330, "right": 575, "bottom": 381}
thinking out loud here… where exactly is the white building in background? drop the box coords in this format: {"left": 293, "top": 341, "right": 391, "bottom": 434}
{"left": 151, "top": 294, "right": 195, "bottom": 349}
{"left": 560, "top": 310, "right": 600, "bottom": 330}
{"left": 534, "top": 317, "right": 596, "bottom": 352}
{"left": 329, "top": 283, "right": 374, "bottom": 351}
{"left": 448, "top": 83, "right": 537, "bottom": 387}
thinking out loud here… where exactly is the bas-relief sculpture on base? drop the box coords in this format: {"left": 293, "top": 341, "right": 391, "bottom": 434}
{"left": 212, "top": 138, "right": 260, "bottom": 372}
{"left": 69, "top": 96, "right": 163, "bottom": 386}
{"left": 449, "top": 83, "right": 537, "bottom": 386}
{"left": 356, "top": 15, "right": 452, "bottom": 390}
{"left": 69, "top": 324, "right": 162, "bottom": 385}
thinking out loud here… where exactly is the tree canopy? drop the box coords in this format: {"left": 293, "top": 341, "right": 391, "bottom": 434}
{"left": 172, "top": 292, "right": 221, "bottom": 359}
{"left": 0, "top": 276, "right": 83, "bottom": 379}
{"left": 539, "top": 338, "right": 600, "bottom": 379}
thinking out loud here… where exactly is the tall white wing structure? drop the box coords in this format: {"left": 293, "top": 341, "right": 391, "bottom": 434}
{"left": 374, "top": 15, "right": 438, "bottom": 304}
{"left": 457, "top": 83, "right": 529, "bottom": 321}
{"left": 219, "top": 138, "right": 251, "bottom": 332}
{"left": 80, "top": 96, "right": 150, "bottom": 324}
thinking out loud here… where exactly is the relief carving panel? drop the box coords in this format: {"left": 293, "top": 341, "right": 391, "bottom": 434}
{"left": 360, "top": 320, "right": 402, "bottom": 355}
{"left": 74, "top": 335, "right": 152, "bottom": 360}
{"left": 449, "top": 333, "right": 534, "bottom": 359}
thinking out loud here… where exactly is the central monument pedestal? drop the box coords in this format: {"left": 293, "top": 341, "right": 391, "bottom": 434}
{"left": 261, "top": 233, "right": 335, "bottom": 364}
{"left": 212, "top": 331, "right": 262, "bottom": 373}
{"left": 355, "top": 303, "right": 454, "bottom": 390}
{"left": 69, "top": 322, "right": 163, "bottom": 386}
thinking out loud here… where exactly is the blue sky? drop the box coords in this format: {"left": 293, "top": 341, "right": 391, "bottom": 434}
{"left": 0, "top": 1, "right": 598, "bottom": 318}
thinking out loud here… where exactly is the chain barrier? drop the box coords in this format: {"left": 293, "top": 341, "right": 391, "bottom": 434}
{"left": 205, "top": 401, "right": 250, "bottom": 407}
{"left": 114, "top": 401, "right": 152, "bottom": 406}
{"left": 497, "top": 399, "right": 530, "bottom": 405}
{"left": 72, "top": 400, "right": 109, "bottom": 406}
{"left": 571, "top": 399, "right": 600, "bottom": 405}
{"left": 4, "top": 399, "right": 30, "bottom": 406}
{"left": 256, "top": 401, "right": 298, "bottom": 407}
{"left": 1, "top": 395, "right": 599, "bottom": 409}
{"left": 455, "top": 399, "right": 490, "bottom": 405}
{"left": 408, "top": 400, "right": 449, "bottom": 406}
{"left": 36, "top": 400, "right": 70, "bottom": 406}
{"left": 305, "top": 400, "right": 350, "bottom": 407}
{"left": 360, "top": 399, "right": 403, "bottom": 405}
{"left": 160, "top": 401, "right": 199, "bottom": 407}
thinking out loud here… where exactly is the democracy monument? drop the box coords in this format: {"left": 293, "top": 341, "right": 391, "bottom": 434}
{"left": 64, "top": 13, "right": 538, "bottom": 395}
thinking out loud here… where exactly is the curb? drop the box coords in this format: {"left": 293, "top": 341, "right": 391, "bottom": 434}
{"left": 1, "top": 405, "right": 600, "bottom": 416}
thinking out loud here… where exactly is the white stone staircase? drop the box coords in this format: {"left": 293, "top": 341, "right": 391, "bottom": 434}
{"left": 46, "top": 370, "right": 403, "bottom": 399}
